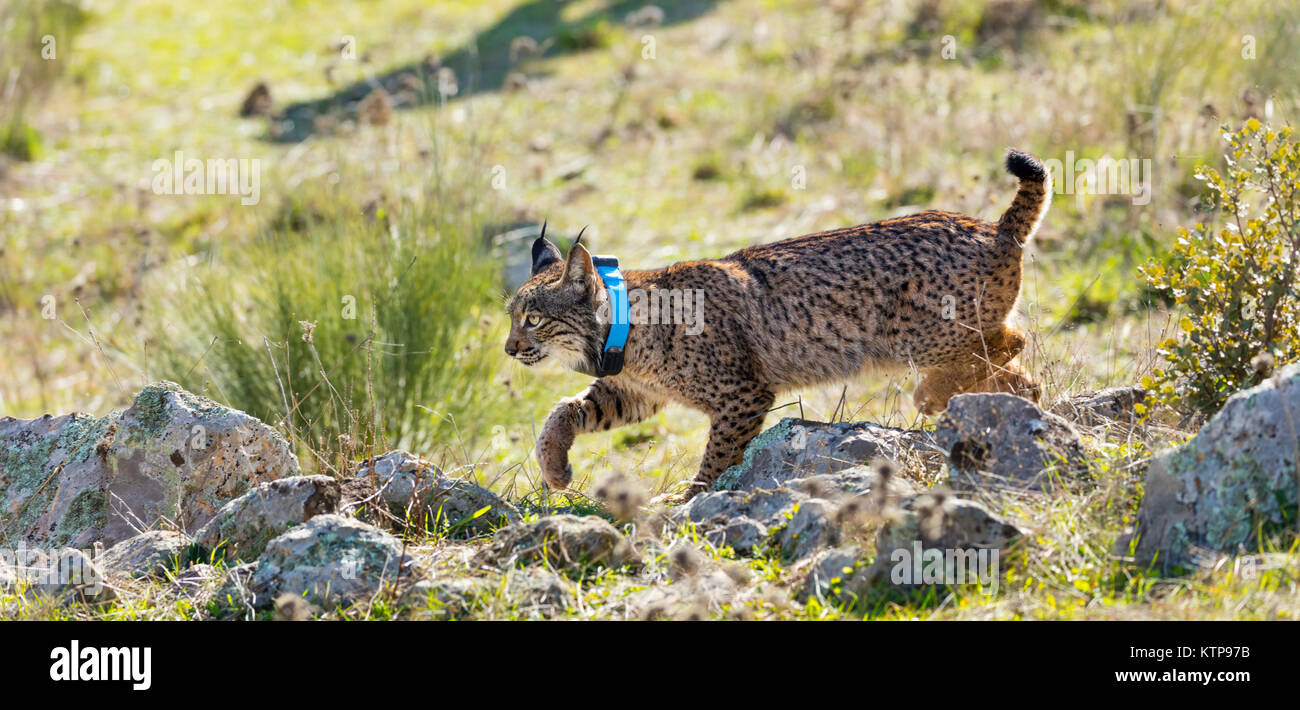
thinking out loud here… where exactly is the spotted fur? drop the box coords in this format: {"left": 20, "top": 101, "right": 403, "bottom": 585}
{"left": 506, "top": 149, "right": 1051, "bottom": 499}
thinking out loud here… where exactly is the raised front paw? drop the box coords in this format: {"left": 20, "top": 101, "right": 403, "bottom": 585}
{"left": 536, "top": 439, "right": 574, "bottom": 490}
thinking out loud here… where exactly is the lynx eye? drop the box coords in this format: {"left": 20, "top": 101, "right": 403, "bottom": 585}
{"left": 524, "top": 313, "right": 542, "bottom": 327}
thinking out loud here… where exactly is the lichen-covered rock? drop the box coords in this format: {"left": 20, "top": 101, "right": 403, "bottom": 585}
{"left": 248, "top": 514, "right": 422, "bottom": 609}
{"left": 673, "top": 464, "right": 919, "bottom": 559}
{"left": 485, "top": 514, "right": 636, "bottom": 571}
{"left": 344, "top": 450, "right": 518, "bottom": 535}
{"left": 1131, "top": 366, "right": 1300, "bottom": 570}
{"left": 98, "top": 530, "right": 193, "bottom": 579}
{"left": 352, "top": 450, "right": 442, "bottom": 511}
{"left": 0, "top": 381, "right": 300, "bottom": 550}
{"left": 936, "top": 393, "right": 1089, "bottom": 492}
{"left": 713, "top": 418, "right": 937, "bottom": 492}
{"left": 427, "top": 478, "right": 520, "bottom": 535}
{"left": 1050, "top": 386, "right": 1148, "bottom": 429}
{"left": 195, "top": 475, "right": 340, "bottom": 562}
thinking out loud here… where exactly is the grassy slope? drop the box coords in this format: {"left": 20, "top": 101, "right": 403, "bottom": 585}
{"left": 2, "top": 0, "right": 1298, "bottom": 619}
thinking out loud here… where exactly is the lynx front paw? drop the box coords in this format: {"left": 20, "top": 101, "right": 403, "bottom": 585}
{"left": 536, "top": 439, "right": 574, "bottom": 490}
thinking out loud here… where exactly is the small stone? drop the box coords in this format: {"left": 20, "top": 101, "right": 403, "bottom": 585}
{"left": 485, "top": 514, "right": 636, "bottom": 572}
{"left": 98, "top": 530, "right": 193, "bottom": 579}
{"left": 195, "top": 475, "right": 340, "bottom": 562}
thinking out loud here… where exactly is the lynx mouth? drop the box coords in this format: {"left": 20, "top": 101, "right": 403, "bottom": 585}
{"left": 514, "top": 348, "right": 546, "bottom": 366}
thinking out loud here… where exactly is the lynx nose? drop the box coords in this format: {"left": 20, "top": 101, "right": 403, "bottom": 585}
{"left": 504, "top": 342, "right": 519, "bottom": 357}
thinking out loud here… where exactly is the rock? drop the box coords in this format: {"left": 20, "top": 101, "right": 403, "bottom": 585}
{"left": 702, "top": 517, "right": 768, "bottom": 555}
{"left": 713, "top": 418, "right": 937, "bottom": 492}
{"left": 861, "top": 493, "right": 1027, "bottom": 591}
{"left": 682, "top": 486, "right": 805, "bottom": 525}
{"left": 428, "top": 478, "right": 521, "bottom": 535}
{"left": 798, "top": 545, "right": 868, "bottom": 603}
{"left": 248, "top": 514, "right": 422, "bottom": 609}
{"left": 935, "top": 393, "right": 1089, "bottom": 492}
{"left": 0, "top": 381, "right": 299, "bottom": 550}
{"left": 623, "top": 568, "right": 739, "bottom": 619}
{"left": 0, "top": 547, "right": 112, "bottom": 603}
{"left": 352, "top": 450, "right": 441, "bottom": 511}
{"left": 777, "top": 499, "right": 841, "bottom": 561}
{"left": 98, "top": 530, "right": 193, "bottom": 579}
{"left": 195, "top": 475, "right": 340, "bottom": 562}
{"left": 798, "top": 494, "right": 1024, "bottom": 605}
{"left": 485, "top": 514, "right": 636, "bottom": 572}
{"left": 1130, "top": 365, "right": 1300, "bottom": 569}
{"left": 1050, "top": 386, "right": 1147, "bottom": 428}
{"left": 674, "top": 464, "right": 919, "bottom": 559}
{"left": 345, "top": 450, "right": 518, "bottom": 535}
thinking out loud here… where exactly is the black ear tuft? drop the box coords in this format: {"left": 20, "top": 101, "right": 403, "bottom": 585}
{"left": 531, "top": 221, "right": 562, "bottom": 275}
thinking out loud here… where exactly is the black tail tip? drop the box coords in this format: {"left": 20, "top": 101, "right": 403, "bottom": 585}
{"left": 1005, "top": 148, "right": 1046, "bottom": 182}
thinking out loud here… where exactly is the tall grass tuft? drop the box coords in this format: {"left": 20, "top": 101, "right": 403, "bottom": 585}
{"left": 155, "top": 175, "right": 506, "bottom": 464}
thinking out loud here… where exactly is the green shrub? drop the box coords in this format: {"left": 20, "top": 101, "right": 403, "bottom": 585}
{"left": 1141, "top": 121, "right": 1300, "bottom": 416}
{"left": 156, "top": 192, "right": 504, "bottom": 458}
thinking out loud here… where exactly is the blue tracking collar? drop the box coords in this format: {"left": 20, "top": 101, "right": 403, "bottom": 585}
{"left": 591, "top": 254, "right": 629, "bottom": 376}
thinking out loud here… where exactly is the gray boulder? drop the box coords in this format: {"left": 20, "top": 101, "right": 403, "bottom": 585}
{"left": 936, "top": 393, "right": 1089, "bottom": 492}
{"left": 800, "top": 494, "right": 1025, "bottom": 604}
{"left": 0, "top": 381, "right": 299, "bottom": 549}
{"left": 862, "top": 493, "right": 1027, "bottom": 589}
{"left": 674, "top": 464, "right": 919, "bottom": 559}
{"left": 777, "top": 499, "right": 842, "bottom": 561}
{"left": 1130, "top": 365, "right": 1300, "bottom": 569}
{"left": 248, "top": 514, "right": 422, "bottom": 609}
{"left": 98, "top": 530, "right": 193, "bottom": 579}
{"left": 484, "top": 514, "right": 636, "bottom": 572}
{"left": 345, "top": 450, "right": 518, "bottom": 535}
{"left": 713, "top": 418, "right": 937, "bottom": 492}
{"left": 195, "top": 475, "right": 340, "bottom": 562}
{"left": 798, "top": 545, "right": 868, "bottom": 603}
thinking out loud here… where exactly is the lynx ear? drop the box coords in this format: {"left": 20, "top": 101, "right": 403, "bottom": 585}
{"left": 530, "top": 221, "right": 562, "bottom": 275}
{"left": 563, "top": 242, "right": 600, "bottom": 294}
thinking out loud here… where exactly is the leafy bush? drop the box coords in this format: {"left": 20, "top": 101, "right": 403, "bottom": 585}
{"left": 1141, "top": 121, "right": 1300, "bottom": 416}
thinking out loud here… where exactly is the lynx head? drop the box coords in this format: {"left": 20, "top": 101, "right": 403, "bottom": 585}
{"left": 504, "top": 225, "right": 607, "bottom": 374}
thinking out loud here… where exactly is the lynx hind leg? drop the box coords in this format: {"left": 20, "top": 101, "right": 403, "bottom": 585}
{"left": 968, "top": 360, "right": 1040, "bottom": 401}
{"left": 913, "top": 325, "right": 1031, "bottom": 415}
